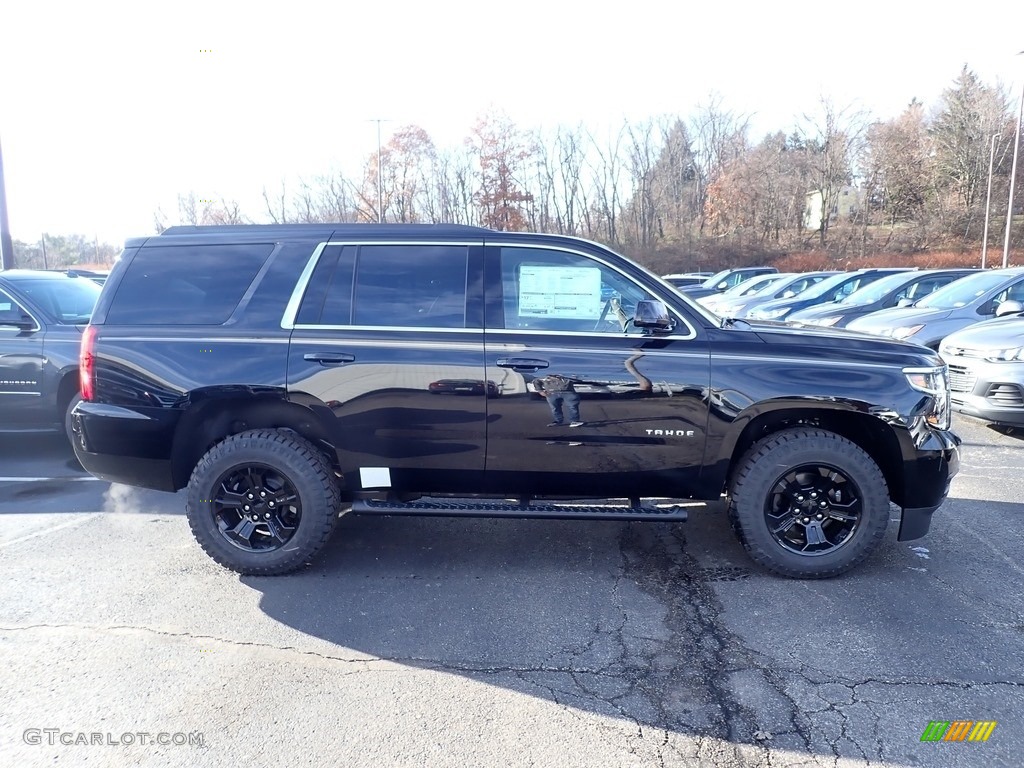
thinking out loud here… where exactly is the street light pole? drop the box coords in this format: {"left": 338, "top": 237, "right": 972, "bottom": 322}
{"left": 369, "top": 118, "right": 389, "bottom": 224}
{"left": 1002, "top": 54, "right": 1024, "bottom": 268}
{"left": 0, "top": 136, "right": 14, "bottom": 270}
{"left": 982, "top": 133, "right": 999, "bottom": 268}
{"left": 376, "top": 120, "right": 382, "bottom": 223}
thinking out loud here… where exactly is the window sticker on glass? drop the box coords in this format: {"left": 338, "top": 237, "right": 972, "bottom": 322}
{"left": 518, "top": 265, "right": 603, "bottom": 319}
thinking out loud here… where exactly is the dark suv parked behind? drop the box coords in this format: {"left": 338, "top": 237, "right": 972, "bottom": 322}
{"left": 74, "top": 225, "right": 959, "bottom": 579}
{"left": 0, "top": 270, "right": 100, "bottom": 442}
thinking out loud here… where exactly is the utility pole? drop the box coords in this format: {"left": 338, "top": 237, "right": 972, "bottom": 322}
{"left": 982, "top": 133, "right": 999, "bottom": 268}
{"left": 1003, "top": 53, "right": 1024, "bottom": 268}
{"left": 0, "top": 136, "right": 14, "bottom": 269}
{"left": 369, "top": 119, "right": 389, "bottom": 223}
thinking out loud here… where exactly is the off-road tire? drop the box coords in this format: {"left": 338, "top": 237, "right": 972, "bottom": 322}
{"left": 64, "top": 393, "right": 82, "bottom": 446}
{"left": 728, "top": 428, "right": 890, "bottom": 578}
{"left": 186, "top": 429, "right": 340, "bottom": 575}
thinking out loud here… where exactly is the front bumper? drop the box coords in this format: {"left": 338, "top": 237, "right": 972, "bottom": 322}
{"left": 897, "top": 426, "right": 960, "bottom": 541}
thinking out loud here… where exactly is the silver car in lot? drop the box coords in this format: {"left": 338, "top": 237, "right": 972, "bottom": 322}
{"left": 847, "top": 267, "right": 1024, "bottom": 349}
{"left": 708, "top": 271, "right": 838, "bottom": 318}
{"left": 940, "top": 316, "right": 1024, "bottom": 426}
{"left": 698, "top": 272, "right": 792, "bottom": 313}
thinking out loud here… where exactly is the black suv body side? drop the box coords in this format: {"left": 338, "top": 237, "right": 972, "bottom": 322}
{"left": 0, "top": 270, "right": 100, "bottom": 440}
{"left": 74, "top": 224, "right": 959, "bottom": 578}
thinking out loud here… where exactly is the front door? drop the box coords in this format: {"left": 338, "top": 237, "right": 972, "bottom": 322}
{"left": 0, "top": 289, "right": 47, "bottom": 428}
{"left": 481, "top": 244, "right": 710, "bottom": 499}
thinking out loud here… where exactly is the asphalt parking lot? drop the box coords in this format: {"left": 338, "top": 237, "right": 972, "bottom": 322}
{"left": 1, "top": 414, "right": 1022, "bottom": 767}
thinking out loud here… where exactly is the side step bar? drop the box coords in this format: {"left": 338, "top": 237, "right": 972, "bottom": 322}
{"left": 350, "top": 499, "right": 690, "bottom": 522}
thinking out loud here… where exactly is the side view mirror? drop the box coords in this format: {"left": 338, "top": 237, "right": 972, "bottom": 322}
{"left": 896, "top": 297, "right": 914, "bottom": 308}
{"left": 634, "top": 300, "right": 673, "bottom": 330}
{"left": 782, "top": 290, "right": 796, "bottom": 298}
{"left": 716, "top": 281, "right": 729, "bottom": 291}
{"left": 995, "top": 299, "right": 1024, "bottom": 318}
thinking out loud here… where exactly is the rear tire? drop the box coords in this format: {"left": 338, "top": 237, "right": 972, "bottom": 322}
{"left": 728, "top": 428, "right": 890, "bottom": 578}
{"left": 185, "top": 429, "right": 340, "bottom": 575}
{"left": 64, "top": 393, "right": 82, "bottom": 446}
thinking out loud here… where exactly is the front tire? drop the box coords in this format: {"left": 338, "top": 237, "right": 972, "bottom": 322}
{"left": 185, "top": 429, "right": 341, "bottom": 575}
{"left": 728, "top": 428, "right": 890, "bottom": 578}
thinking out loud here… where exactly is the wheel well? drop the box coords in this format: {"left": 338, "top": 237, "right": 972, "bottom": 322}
{"left": 727, "top": 409, "right": 905, "bottom": 506}
{"left": 169, "top": 396, "right": 339, "bottom": 490}
{"left": 56, "top": 372, "right": 79, "bottom": 418}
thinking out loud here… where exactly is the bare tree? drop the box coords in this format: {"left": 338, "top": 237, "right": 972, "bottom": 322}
{"left": 262, "top": 182, "right": 290, "bottom": 224}
{"left": 585, "top": 123, "right": 629, "bottom": 246}
{"left": 799, "top": 98, "right": 867, "bottom": 246}
{"left": 689, "top": 96, "right": 751, "bottom": 237}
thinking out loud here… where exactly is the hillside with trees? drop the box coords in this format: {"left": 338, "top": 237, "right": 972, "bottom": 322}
{"left": 17, "top": 66, "right": 1022, "bottom": 275}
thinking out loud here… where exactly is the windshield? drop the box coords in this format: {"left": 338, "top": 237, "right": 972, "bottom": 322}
{"left": 839, "top": 271, "right": 911, "bottom": 306}
{"left": 15, "top": 278, "right": 101, "bottom": 324}
{"left": 916, "top": 271, "right": 1007, "bottom": 309}
{"left": 700, "top": 269, "right": 734, "bottom": 288}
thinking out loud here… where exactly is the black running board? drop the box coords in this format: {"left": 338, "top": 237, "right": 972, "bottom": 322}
{"left": 349, "top": 499, "right": 690, "bottom": 522}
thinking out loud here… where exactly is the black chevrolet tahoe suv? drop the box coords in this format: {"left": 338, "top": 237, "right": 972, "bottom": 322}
{"left": 73, "top": 224, "right": 960, "bottom": 579}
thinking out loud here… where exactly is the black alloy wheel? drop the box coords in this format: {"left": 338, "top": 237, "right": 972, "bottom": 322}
{"left": 763, "top": 464, "right": 862, "bottom": 556}
{"left": 212, "top": 464, "right": 301, "bottom": 552}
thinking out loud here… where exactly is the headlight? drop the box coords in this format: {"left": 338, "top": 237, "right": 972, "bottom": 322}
{"left": 984, "top": 346, "right": 1024, "bottom": 362}
{"left": 891, "top": 324, "right": 925, "bottom": 340}
{"left": 904, "top": 366, "right": 950, "bottom": 430}
{"left": 753, "top": 307, "right": 790, "bottom": 320}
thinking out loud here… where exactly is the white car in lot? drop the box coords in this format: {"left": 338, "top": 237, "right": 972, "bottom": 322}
{"left": 940, "top": 314, "right": 1024, "bottom": 427}
{"left": 698, "top": 273, "right": 791, "bottom": 313}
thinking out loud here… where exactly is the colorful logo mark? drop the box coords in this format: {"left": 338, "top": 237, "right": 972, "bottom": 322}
{"left": 920, "top": 721, "right": 996, "bottom": 742}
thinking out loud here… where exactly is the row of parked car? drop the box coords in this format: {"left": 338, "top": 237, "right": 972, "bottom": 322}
{"left": 668, "top": 265, "right": 1024, "bottom": 427}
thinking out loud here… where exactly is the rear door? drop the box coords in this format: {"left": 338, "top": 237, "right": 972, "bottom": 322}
{"left": 481, "top": 243, "right": 711, "bottom": 499}
{"left": 286, "top": 239, "right": 488, "bottom": 494}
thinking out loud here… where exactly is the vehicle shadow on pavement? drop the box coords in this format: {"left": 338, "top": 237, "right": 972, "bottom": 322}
{"left": 239, "top": 510, "right": 1020, "bottom": 764}
{"left": 0, "top": 433, "right": 80, "bottom": 469}
{"left": 986, "top": 424, "right": 1024, "bottom": 442}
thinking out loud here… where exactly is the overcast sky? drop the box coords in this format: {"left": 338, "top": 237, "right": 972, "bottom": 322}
{"left": 2, "top": 0, "right": 1022, "bottom": 243}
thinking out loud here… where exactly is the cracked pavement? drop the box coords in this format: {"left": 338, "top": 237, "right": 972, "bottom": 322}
{"left": 1, "top": 414, "right": 1021, "bottom": 767}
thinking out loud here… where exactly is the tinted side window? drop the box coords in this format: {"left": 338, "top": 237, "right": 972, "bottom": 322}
{"left": 0, "top": 289, "right": 29, "bottom": 326}
{"left": 107, "top": 244, "right": 274, "bottom": 325}
{"left": 996, "top": 279, "right": 1024, "bottom": 304}
{"left": 295, "top": 245, "right": 356, "bottom": 325}
{"left": 352, "top": 245, "right": 468, "bottom": 328}
{"left": 906, "top": 276, "right": 947, "bottom": 299}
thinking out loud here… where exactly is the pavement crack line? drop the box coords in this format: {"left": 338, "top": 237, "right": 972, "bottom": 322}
{"left": 0, "top": 622, "right": 671, "bottom": 677}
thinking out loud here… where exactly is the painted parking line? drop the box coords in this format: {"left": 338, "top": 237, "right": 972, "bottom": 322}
{"left": 0, "top": 476, "right": 103, "bottom": 482}
{"left": 0, "top": 513, "right": 101, "bottom": 548}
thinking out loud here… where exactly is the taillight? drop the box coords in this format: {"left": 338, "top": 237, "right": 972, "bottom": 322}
{"left": 80, "top": 325, "right": 97, "bottom": 401}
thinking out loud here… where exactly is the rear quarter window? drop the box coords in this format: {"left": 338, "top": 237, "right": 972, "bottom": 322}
{"left": 106, "top": 244, "right": 274, "bottom": 325}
